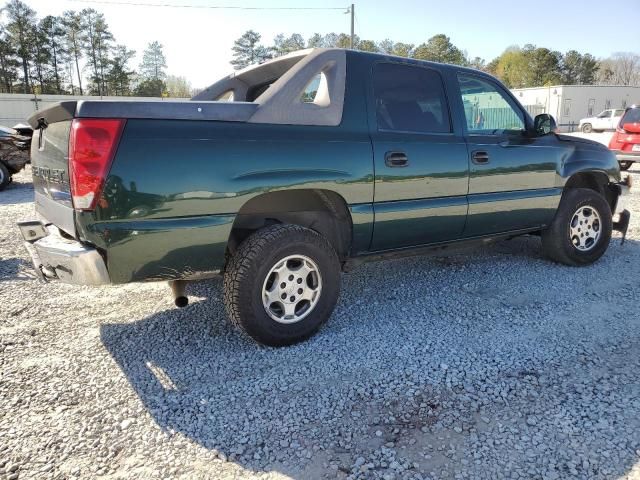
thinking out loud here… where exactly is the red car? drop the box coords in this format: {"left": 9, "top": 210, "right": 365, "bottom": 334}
{"left": 609, "top": 105, "right": 640, "bottom": 171}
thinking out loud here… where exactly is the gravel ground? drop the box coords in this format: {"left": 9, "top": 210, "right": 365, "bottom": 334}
{"left": 1, "top": 164, "right": 639, "bottom": 480}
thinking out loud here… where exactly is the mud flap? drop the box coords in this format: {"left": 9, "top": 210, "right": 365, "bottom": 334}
{"left": 613, "top": 209, "right": 630, "bottom": 245}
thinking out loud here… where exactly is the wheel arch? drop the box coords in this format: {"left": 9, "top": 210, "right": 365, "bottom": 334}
{"left": 227, "top": 188, "right": 353, "bottom": 262}
{"left": 563, "top": 170, "right": 617, "bottom": 212}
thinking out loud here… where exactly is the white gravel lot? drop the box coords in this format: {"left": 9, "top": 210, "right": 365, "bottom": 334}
{"left": 1, "top": 163, "right": 639, "bottom": 480}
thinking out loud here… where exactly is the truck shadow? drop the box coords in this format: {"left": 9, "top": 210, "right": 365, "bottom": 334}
{"left": 0, "top": 257, "right": 32, "bottom": 282}
{"left": 0, "top": 176, "right": 34, "bottom": 205}
{"left": 99, "top": 235, "right": 640, "bottom": 478}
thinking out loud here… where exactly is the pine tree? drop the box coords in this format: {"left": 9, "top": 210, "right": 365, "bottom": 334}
{"left": 230, "top": 30, "right": 272, "bottom": 70}
{"left": 4, "top": 0, "right": 37, "bottom": 93}
{"left": 0, "top": 28, "right": 19, "bottom": 93}
{"left": 62, "top": 11, "right": 83, "bottom": 94}
{"left": 80, "top": 8, "right": 113, "bottom": 95}
{"left": 273, "top": 33, "right": 304, "bottom": 57}
{"left": 139, "top": 41, "right": 166, "bottom": 81}
{"left": 107, "top": 44, "right": 135, "bottom": 95}
{"left": 39, "top": 15, "right": 67, "bottom": 93}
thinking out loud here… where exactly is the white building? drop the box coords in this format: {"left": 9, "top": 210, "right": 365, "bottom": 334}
{"left": 510, "top": 85, "right": 640, "bottom": 131}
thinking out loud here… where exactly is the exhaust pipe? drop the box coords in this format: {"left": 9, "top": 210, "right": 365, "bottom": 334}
{"left": 169, "top": 280, "right": 189, "bottom": 307}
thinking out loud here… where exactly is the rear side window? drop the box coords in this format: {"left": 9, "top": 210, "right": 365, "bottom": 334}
{"left": 373, "top": 63, "right": 451, "bottom": 134}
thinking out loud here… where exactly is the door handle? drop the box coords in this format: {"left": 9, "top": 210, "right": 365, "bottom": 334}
{"left": 385, "top": 151, "right": 409, "bottom": 167}
{"left": 471, "top": 150, "right": 490, "bottom": 165}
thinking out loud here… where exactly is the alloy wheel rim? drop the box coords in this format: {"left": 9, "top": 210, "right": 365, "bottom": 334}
{"left": 262, "top": 254, "right": 322, "bottom": 324}
{"left": 569, "top": 205, "right": 601, "bottom": 252}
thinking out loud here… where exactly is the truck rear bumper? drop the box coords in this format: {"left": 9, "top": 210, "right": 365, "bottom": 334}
{"left": 17, "top": 221, "right": 110, "bottom": 285}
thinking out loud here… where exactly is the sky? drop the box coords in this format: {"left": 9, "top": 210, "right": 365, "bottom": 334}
{"left": 10, "top": 0, "right": 640, "bottom": 89}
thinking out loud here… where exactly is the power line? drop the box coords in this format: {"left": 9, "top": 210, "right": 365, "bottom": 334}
{"left": 66, "top": 0, "right": 348, "bottom": 10}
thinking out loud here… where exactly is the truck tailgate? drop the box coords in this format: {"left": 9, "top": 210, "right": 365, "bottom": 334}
{"left": 28, "top": 102, "right": 76, "bottom": 236}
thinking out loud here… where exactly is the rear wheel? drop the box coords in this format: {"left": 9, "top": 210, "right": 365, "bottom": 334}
{"left": 223, "top": 224, "right": 340, "bottom": 346}
{"left": 581, "top": 123, "right": 592, "bottom": 133}
{"left": 619, "top": 161, "right": 633, "bottom": 171}
{"left": 542, "top": 188, "right": 612, "bottom": 266}
{"left": 0, "top": 163, "right": 11, "bottom": 191}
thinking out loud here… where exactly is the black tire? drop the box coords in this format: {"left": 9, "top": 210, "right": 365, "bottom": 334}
{"left": 0, "top": 163, "right": 10, "bottom": 191}
{"left": 619, "top": 161, "right": 633, "bottom": 171}
{"left": 581, "top": 123, "right": 592, "bottom": 133}
{"left": 223, "top": 224, "right": 341, "bottom": 347}
{"left": 542, "top": 188, "right": 612, "bottom": 266}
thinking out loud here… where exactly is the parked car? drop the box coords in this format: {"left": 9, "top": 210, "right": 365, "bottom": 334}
{"left": 579, "top": 109, "right": 625, "bottom": 133}
{"left": 0, "top": 125, "right": 31, "bottom": 190}
{"left": 12, "top": 123, "right": 34, "bottom": 154}
{"left": 609, "top": 105, "right": 640, "bottom": 171}
{"left": 17, "top": 49, "right": 631, "bottom": 346}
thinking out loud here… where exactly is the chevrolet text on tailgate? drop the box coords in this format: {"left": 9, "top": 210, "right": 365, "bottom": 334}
{"left": 18, "top": 49, "right": 632, "bottom": 346}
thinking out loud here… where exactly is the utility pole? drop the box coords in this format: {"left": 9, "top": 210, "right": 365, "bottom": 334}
{"left": 350, "top": 4, "right": 355, "bottom": 49}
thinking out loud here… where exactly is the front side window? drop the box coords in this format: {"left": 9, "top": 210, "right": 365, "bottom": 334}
{"left": 597, "top": 110, "right": 610, "bottom": 118}
{"left": 457, "top": 74, "right": 525, "bottom": 135}
{"left": 373, "top": 63, "right": 451, "bottom": 134}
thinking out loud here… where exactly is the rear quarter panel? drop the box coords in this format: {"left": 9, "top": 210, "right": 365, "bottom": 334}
{"left": 77, "top": 113, "right": 373, "bottom": 283}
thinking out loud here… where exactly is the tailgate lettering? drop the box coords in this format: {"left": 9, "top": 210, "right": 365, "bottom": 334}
{"left": 32, "top": 166, "right": 67, "bottom": 184}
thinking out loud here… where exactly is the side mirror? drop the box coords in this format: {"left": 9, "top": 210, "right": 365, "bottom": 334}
{"left": 533, "top": 113, "right": 557, "bottom": 136}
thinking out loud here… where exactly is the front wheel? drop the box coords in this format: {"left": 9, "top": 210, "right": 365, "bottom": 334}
{"left": 581, "top": 123, "right": 592, "bottom": 133}
{"left": 619, "top": 161, "right": 633, "bottom": 171}
{"left": 542, "top": 188, "right": 612, "bottom": 266}
{"left": 223, "top": 224, "right": 341, "bottom": 346}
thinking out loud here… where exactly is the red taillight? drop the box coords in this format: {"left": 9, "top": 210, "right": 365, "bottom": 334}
{"left": 69, "top": 118, "right": 125, "bottom": 210}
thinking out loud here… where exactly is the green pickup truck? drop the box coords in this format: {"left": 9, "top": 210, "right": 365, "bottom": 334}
{"left": 18, "top": 48, "right": 631, "bottom": 346}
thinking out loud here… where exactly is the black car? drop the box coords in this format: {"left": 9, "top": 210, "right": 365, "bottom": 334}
{"left": 0, "top": 125, "right": 31, "bottom": 190}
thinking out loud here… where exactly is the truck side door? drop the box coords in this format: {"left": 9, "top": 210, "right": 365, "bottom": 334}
{"left": 454, "top": 73, "right": 562, "bottom": 237}
{"left": 369, "top": 62, "right": 469, "bottom": 251}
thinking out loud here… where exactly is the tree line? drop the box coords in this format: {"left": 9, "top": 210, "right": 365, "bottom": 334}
{"left": 232, "top": 31, "right": 640, "bottom": 88}
{"left": 1, "top": 0, "right": 638, "bottom": 97}
{"left": 0, "top": 0, "right": 193, "bottom": 97}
